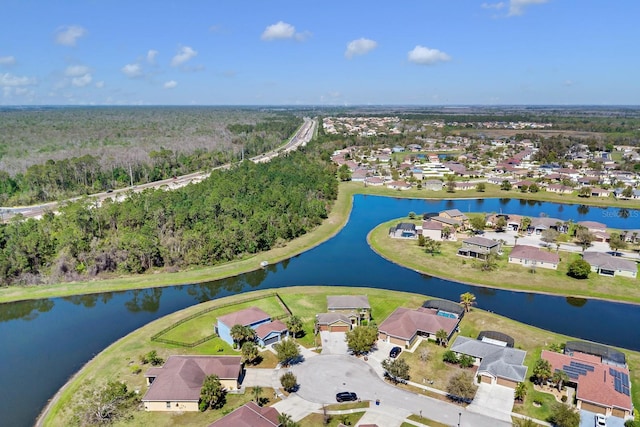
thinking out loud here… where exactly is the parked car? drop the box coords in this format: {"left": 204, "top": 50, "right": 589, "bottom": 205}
{"left": 606, "top": 251, "right": 623, "bottom": 257}
{"left": 336, "top": 392, "right": 358, "bottom": 402}
{"left": 389, "top": 346, "right": 402, "bottom": 358}
{"left": 595, "top": 414, "right": 606, "bottom": 426}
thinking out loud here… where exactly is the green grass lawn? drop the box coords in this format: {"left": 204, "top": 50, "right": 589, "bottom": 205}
{"left": 370, "top": 217, "right": 640, "bottom": 303}
{"left": 40, "top": 286, "right": 640, "bottom": 427}
{"left": 299, "top": 411, "right": 365, "bottom": 427}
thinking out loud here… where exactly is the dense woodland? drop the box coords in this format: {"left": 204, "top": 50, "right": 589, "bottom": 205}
{"left": 0, "top": 150, "right": 338, "bottom": 286}
{"left": 0, "top": 108, "right": 301, "bottom": 205}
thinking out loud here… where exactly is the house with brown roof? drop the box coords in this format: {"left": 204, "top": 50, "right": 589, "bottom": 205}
{"left": 378, "top": 307, "right": 459, "bottom": 348}
{"left": 208, "top": 401, "right": 280, "bottom": 427}
{"left": 327, "top": 295, "right": 371, "bottom": 325}
{"left": 582, "top": 252, "right": 638, "bottom": 278}
{"left": 457, "top": 236, "right": 501, "bottom": 260}
{"left": 542, "top": 350, "right": 633, "bottom": 418}
{"left": 420, "top": 220, "right": 444, "bottom": 241}
{"left": 142, "top": 355, "right": 242, "bottom": 412}
{"left": 508, "top": 245, "right": 560, "bottom": 270}
{"left": 255, "top": 319, "right": 289, "bottom": 346}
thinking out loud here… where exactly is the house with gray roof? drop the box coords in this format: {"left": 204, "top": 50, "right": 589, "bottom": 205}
{"left": 327, "top": 295, "right": 371, "bottom": 325}
{"left": 388, "top": 222, "right": 417, "bottom": 239}
{"left": 142, "top": 355, "right": 242, "bottom": 411}
{"left": 457, "top": 236, "right": 501, "bottom": 260}
{"left": 582, "top": 252, "right": 638, "bottom": 278}
{"left": 315, "top": 312, "right": 353, "bottom": 333}
{"left": 450, "top": 336, "right": 527, "bottom": 388}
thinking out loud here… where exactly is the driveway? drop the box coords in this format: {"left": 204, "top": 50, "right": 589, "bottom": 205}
{"left": 320, "top": 331, "right": 348, "bottom": 355}
{"left": 579, "top": 410, "right": 625, "bottom": 427}
{"left": 467, "top": 383, "right": 514, "bottom": 422}
{"left": 288, "top": 354, "right": 512, "bottom": 427}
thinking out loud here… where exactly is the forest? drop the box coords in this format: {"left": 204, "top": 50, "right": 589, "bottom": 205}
{"left": 0, "top": 107, "right": 302, "bottom": 205}
{"left": 0, "top": 150, "right": 338, "bottom": 286}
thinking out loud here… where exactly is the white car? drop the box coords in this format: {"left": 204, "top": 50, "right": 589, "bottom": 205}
{"left": 595, "top": 414, "right": 606, "bottom": 427}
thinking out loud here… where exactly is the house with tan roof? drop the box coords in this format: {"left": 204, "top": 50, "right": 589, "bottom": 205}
{"left": 420, "top": 220, "right": 444, "bottom": 241}
{"left": 542, "top": 350, "right": 633, "bottom": 418}
{"left": 142, "top": 355, "right": 242, "bottom": 412}
{"left": 508, "top": 245, "right": 560, "bottom": 270}
{"left": 315, "top": 312, "right": 353, "bottom": 332}
{"left": 208, "top": 401, "right": 280, "bottom": 427}
{"left": 582, "top": 252, "right": 638, "bottom": 278}
{"left": 378, "top": 307, "right": 459, "bottom": 348}
{"left": 327, "top": 295, "right": 371, "bottom": 325}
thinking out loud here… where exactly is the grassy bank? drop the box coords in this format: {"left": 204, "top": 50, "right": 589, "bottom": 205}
{"left": 40, "top": 286, "right": 640, "bottom": 426}
{"left": 369, "top": 218, "right": 640, "bottom": 304}
{"left": 2, "top": 180, "right": 639, "bottom": 304}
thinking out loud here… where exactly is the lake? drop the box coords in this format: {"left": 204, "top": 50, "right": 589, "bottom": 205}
{"left": 1, "top": 195, "right": 639, "bottom": 426}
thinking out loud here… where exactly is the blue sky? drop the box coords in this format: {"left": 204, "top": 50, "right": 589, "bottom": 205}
{"left": 1, "top": 0, "right": 638, "bottom": 106}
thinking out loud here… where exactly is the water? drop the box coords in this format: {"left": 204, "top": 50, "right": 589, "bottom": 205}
{"left": 1, "top": 195, "right": 639, "bottom": 426}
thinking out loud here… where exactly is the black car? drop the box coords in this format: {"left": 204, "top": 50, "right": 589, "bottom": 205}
{"left": 389, "top": 346, "right": 402, "bottom": 358}
{"left": 335, "top": 392, "right": 358, "bottom": 402}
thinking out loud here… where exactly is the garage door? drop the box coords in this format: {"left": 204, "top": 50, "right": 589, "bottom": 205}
{"left": 481, "top": 375, "right": 492, "bottom": 384}
{"left": 612, "top": 407, "right": 626, "bottom": 418}
{"left": 581, "top": 401, "right": 606, "bottom": 414}
{"left": 497, "top": 377, "right": 517, "bottom": 388}
{"left": 263, "top": 335, "right": 280, "bottom": 346}
{"left": 330, "top": 325, "right": 349, "bottom": 332}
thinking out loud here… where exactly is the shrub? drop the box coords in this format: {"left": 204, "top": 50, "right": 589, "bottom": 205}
{"left": 459, "top": 354, "right": 475, "bottom": 368}
{"left": 561, "top": 395, "right": 568, "bottom": 403}
{"left": 443, "top": 350, "right": 459, "bottom": 364}
{"left": 130, "top": 364, "right": 141, "bottom": 374}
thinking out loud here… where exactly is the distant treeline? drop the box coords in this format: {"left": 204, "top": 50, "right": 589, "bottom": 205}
{"left": 0, "top": 115, "right": 302, "bottom": 205}
{"left": 0, "top": 150, "right": 338, "bottom": 286}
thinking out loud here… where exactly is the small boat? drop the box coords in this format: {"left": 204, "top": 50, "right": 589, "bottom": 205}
{"left": 260, "top": 261, "right": 269, "bottom": 268}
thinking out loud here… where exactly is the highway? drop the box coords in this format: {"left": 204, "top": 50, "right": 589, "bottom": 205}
{"left": 0, "top": 117, "right": 316, "bottom": 221}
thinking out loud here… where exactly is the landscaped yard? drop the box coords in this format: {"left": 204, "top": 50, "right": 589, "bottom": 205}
{"left": 369, "top": 217, "right": 640, "bottom": 303}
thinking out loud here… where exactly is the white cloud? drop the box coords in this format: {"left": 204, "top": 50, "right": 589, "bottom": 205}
{"left": 345, "top": 38, "right": 378, "bottom": 59}
{"left": 147, "top": 49, "right": 158, "bottom": 64}
{"left": 55, "top": 25, "right": 87, "bottom": 46}
{"left": 64, "top": 65, "right": 90, "bottom": 77}
{"left": 261, "top": 21, "right": 306, "bottom": 41}
{"left": 71, "top": 73, "right": 92, "bottom": 87}
{"left": 508, "top": 0, "right": 548, "bottom": 16}
{"left": 163, "top": 80, "right": 177, "bottom": 89}
{"left": 121, "top": 63, "right": 143, "bottom": 78}
{"left": 0, "top": 73, "right": 37, "bottom": 87}
{"left": 481, "top": 2, "right": 505, "bottom": 9}
{"left": 408, "top": 45, "right": 451, "bottom": 65}
{"left": 171, "top": 46, "right": 197, "bottom": 67}
{"left": 0, "top": 56, "right": 16, "bottom": 66}
{"left": 95, "top": 81, "right": 105, "bottom": 88}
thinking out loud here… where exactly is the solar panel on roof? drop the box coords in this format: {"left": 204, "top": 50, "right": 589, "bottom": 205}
{"left": 610, "top": 368, "right": 620, "bottom": 377}
{"left": 623, "top": 387, "right": 630, "bottom": 396}
{"left": 621, "top": 373, "right": 629, "bottom": 386}
{"left": 570, "top": 361, "right": 595, "bottom": 371}
{"left": 614, "top": 377, "right": 622, "bottom": 392}
{"left": 563, "top": 365, "right": 587, "bottom": 376}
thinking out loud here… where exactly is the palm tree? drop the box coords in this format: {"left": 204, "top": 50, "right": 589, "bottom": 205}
{"left": 278, "top": 413, "right": 300, "bottom": 427}
{"left": 459, "top": 292, "right": 476, "bottom": 312}
{"left": 514, "top": 382, "right": 527, "bottom": 402}
{"left": 230, "top": 324, "right": 246, "bottom": 347}
{"left": 435, "top": 328, "right": 449, "bottom": 347}
{"left": 552, "top": 370, "right": 570, "bottom": 392}
{"left": 513, "top": 418, "right": 538, "bottom": 427}
{"left": 252, "top": 385, "right": 263, "bottom": 405}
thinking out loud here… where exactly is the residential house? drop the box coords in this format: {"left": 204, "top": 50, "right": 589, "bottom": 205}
{"left": 217, "top": 307, "right": 281, "bottom": 346}
{"left": 591, "top": 188, "right": 611, "bottom": 197}
{"left": 255, "top": 320, "right": 289, "bottom": 347}
{"left": 529, "top": 217, "right": 567, "bottom": 234}
{"left": 542, "top": 348, "right": 633, "bottom": 418}
{"left": 485, "top": 213, "right": 522, "bottom": 232}
{"left": 457, "top": 236, "right": 501, "bottom": 260}
{"left": 364, "top": 177, "right": 385, "bottom": 186}
{"left": 423, "top": 179, "right": 443, "bottom": 191}
{"left": 546, "top": 184, "right": 574, "bottom": 194}
{"left": 508, "top": 245, "right": 560, "bottom": 270}
{"left": 208, "top": 402, "right": 280, "bottom": 427}
{"left": 582, "top": 252, "right": 637, "bottom": 278}
{"left": 315, "top": 313, "right": 353, "bottom": 332}
{"left": 327, "top": 295, "right": 371, "bottom": 325}
{"left": 577, "top": 221, "right": 607, "bottom": 233}
{"left": 142, "top": 355, "right": 242, "bottom": 411}
{"left": 454, "top": 182, "right": 475, "bottom": 191}
{"left": 388, "top": 222, "right": 418, "bottom": 239}
{"left": 378, "top": 307, "right": 459, "bottom": 348}
{"left": 420, "top": 220, "right": 444, "bottom": 241}
{"left": 450, "top": 336, "right": 527, "bottom": 388}
{"left": 386, "top": 180, "right": 412, "bottom": 190}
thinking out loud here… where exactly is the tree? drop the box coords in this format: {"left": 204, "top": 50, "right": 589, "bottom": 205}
{"left": 469, "top": 216, "right": 486, "bottom": 233}
{"left": 494, "top": 216, "right": 507, "bottom": 231}
{"left": 338, "top": 164, "right": 351, "bottom": 181}
{"left": 251, "top": 385, "right": 263, "bottom": 405}
{"left": 552, "top": 370, "right": 570, "bottom": 392}
{"left": 519, "top": 216, "right": 531, "bottom": 234}
{"left": 278, "top": 413, "right": 300, "bottom": 427}
{"left": 622, "top": 185, "right": 634, "bottom": 198}
{"left": 280, "top": 371, "right": 298, "bottom": 392}
{"left": 528, "top": 183, "right": 539, "bottom": 193}
{"left": 548, "top": 402, "right": 580, "bottom": 427}
{"left": 501, "top": 180, "right": 512, "bottom": 191}
{"left": 417, "top": 234, "right": 426, "bottom": 247}
{"left": 476, "top": 182, "right": 486, "bottom": 192}
{"left": 230, "top": 324, "right": 256, "bottom": 348}
{"left": 567, "top": 259, "right": 590, "bottom": 279}
{"left": 345, "top": 325, "right": 378, "bottom": 355}
{"left": 459, "top": 292, "right": 476, "bottom": 312}
{"left": 459, "top": 354, "right": 475, "bottom": 368}
{"left": 382, "top": 357, "right": 410, "bottom": 383}
{"left": 575, "top": 228, "right": 594, "bottom": 252}
{"left": 424, "top": 237, "right": 441, "bottom": 256}
{"left": 513, "top": 418, "right": 538, "bottom": 427}
{"left": 446, "top": 175, "right": 456, "bottom": 193}
{"left": 446, "top": 371, "right": 477, "bottom": 400}
{"left": 443, "top": 350, "right": 459, "bottom": 364}
{"left": 532, "top": 359, "right": 552, "bottom": 385}
{"left": 514, "top": 382, "right": 527, "bottom": 402}
{"left": 540, "top": 228, "right": 559, "bottom": 247}
{"left": 609, "top": 232, "right": 628, "bottom": 252}
{"left": 273, "top": 339, "right": 300, "bottom": 367}
{"left": 140, "top": 350, "right": 164, "bottom": 366}
{"left": 74, "top": 380, "right": 139, "bottom": 425}
{"left": 241, "top": 341, "right": 259, "bottom": 364}
{"left": 442, "top": 226, "right": 452, "bottom": 240}
{"left": 199, "top": 375, "right": 225, "bottom": 411}
{"left": 286, "top": 315, "right": 304, "bottom": 338}
{"left": 408, "top": 211, "right": 416, "bottom": 219}
{"left": 435, "top": 328, "right": 449, "bottom": 347}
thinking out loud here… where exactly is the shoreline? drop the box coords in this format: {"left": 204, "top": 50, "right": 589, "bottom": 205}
{"left": 1, "top": 182, "right": 639, "bottom": 304}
